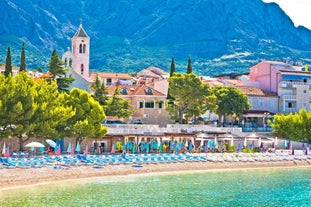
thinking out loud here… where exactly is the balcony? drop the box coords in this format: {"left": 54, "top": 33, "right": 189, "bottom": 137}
{"left": 282, "top": 95, "right": 296, "bottom": 100}
{"left": 283, "top": 107, "right": 298, "bottom": 113}
{"left": 281, "top": 81, "right": 309, "bottom": 88}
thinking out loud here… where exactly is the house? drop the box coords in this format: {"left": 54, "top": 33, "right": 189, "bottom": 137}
{"left": 107, "top": 84, "right": 172, "bottom": 126}
{"left": 249, "top": 60, "right": 311, "bottom": 113}
{"left": 0, "top": 66, "right": 20, "bottom": 76}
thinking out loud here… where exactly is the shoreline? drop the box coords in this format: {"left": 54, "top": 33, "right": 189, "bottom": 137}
{"left": 1, "top": 160, "right": 310, "bottom": 191}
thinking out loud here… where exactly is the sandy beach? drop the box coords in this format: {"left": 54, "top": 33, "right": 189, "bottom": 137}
{"left": 1, "top": 158, "right": 310, "bottom": 190}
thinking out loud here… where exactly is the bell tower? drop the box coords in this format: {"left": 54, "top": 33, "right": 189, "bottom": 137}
{"left": 71, "top": 20, "right": 90, "bottom": 80}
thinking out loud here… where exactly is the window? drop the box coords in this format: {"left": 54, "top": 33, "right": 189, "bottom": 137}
{"left": 81, "top": 64, "right": 84, "bottom": 75}
{"left": 64, "top": 58, "right": 67, "bottom": 65}
{"left": 121, "top": 88, "right": 127, "bottom": 95}
{"left": 106, "top": 78, "right": 112, "bottom": 86}
{"left": 79, "top": 44, "right": 83, "bottom": 53}
{"left": 304, "top": 90, "right": 307, "bottom": 94}
{"left": 139, "top": 102, "right": 143, "bottom": 108}
{"left": 83, "top": 44, "right": 86, "bottom": 53}
{"left": 145, "top": 102, "right": 154, "bottom": 108}
{"left": 159, "top": 102, "right": 163, "bottom": 108}
{"left": 303, "top": 79, "right": 307, "bottom": 83}
{"left": 145, "top": 88, "right": 153, "bottom": 95}
{"left": 288, "top": 102, "right": 292, "bottom": 108}
{"left": 69, "top": 59, "right": 72, "bottom": 67}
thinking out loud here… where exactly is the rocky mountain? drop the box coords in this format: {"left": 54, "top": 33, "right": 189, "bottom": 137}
{"left": 1, "top": 0, "right": 311, "bottom": 76}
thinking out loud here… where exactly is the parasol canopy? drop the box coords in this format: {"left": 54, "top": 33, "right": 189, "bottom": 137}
{"left": 46, "top": 139, "right": 56, "bottom": 148}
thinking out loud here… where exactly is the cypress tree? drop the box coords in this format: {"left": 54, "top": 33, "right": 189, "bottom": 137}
{"left": 187, "top": 56, "right": 192, "bottom": 74}
{"left": 20, "top": 42, "right": 26, "bottom": 72}
{"left": 4, "top": 46, "right": 12, "bottom": 77}
{"left": 170, "top": 56, "right": 175, "bottom": 77}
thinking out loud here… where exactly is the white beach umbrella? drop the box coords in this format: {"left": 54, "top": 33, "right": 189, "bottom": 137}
{"left": 46, "top": 139, "right": 56, "bottom": 148}
{"left": 26, "top": 141, "right": 45, "bottom": 148}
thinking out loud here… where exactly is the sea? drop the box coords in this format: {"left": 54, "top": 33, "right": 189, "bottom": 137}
{"left": 0, "top": 167, "right": 310, "bottom": 207}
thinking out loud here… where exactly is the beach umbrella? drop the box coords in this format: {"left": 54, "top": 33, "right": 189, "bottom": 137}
{"left": 111, "top": 143, "right": 115, "bottom": 154}
{"left": 70, "top": 144, "right": 75, "bottom": 156}
{"left": 40, "top": 141, "right": 45, "bottom": 152}
{"left": 5, "top": 146, "right": 10, "bottom": 158}
{"left": 244, "top": 138, "right": 247, "bottom": 147}
{"left": 75, "top": 142, "right": 81, "bottom": 152}
{"left": 2, "top": 142, "right": 6, "bottom": 156}
{"left": 46, "top": 139, "right": 56, "bottom": 148}
{"left": 189, "top": 143, "right": 193, "bottom": 153}
{"left": 132, "top": 143, "right": 136, "bottom": 153}
{"left": 56, "top": 144, "right": 61, "bottom": 156}
{"left": 67, "top": 143, "right": 72, "bottom": 153}
{"left": 26, "top": 141, "right": 45, "bottom": 148}
{"left": 258, "top": 138, "right": 261, "bottom": 148}
{"left": 146, "top": 142, "right": 150, "bottom": 153}
{"left": 84, "top": 145, "right": 88, "bottom": 156}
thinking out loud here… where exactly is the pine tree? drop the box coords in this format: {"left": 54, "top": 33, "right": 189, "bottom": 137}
{"left": 4, "top": 46, "right": 12, "bottom": 77}
{"left": 170, "top": 57, "right": 175, "bottom": 77}
{"left": 20, "top": 42, "right": 26, "bottom": 72}
{"left": 187, "top": 56, "right": 192, "bottom": 74}
{"left": 47, "top": 49, "right": 74, "bottom": 92}
{"left": 48, "top": 49, "right": 66, "bottom": 78}
{"left": 91, "top": 74, "right": 109, "bottom": 107}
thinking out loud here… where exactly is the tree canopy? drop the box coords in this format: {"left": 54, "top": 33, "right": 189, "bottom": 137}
{"left": 105, "top": 85, "right": 134, "bottom": 119}
{"left": 91, "top": 74, "right": 109, "bottom": 107}
{"left": 270, "top": 108, "right": 311, "bottom": 143}
{"left": 47, "top": 49, "right": 74, "bottom": 92}
{"left": 211, "top": 85, "right": 251, "bottom": 126}
{"left": 167, "top": 73, "right": 214, "bottom": 123}
{"left": 63, "top": 88, "right": 107, "bottom": 144}
{"left": 19, "top": 42, "right": 26, "bottom": 72}
{"left": 187, "top": 56, "right": 192, "bottom": 74}
{"left": 4, "top": 46, "right": 12, "bottom": 77}
{"left": 0, "top": 73, "right": 107, "bottom": 150}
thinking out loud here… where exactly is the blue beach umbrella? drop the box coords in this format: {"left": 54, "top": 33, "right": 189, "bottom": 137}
{"left": 40, "top": 141, "right": 45, "bottom": 152}
{"left": 132, "top": 143, "right": 136, "bottom": 153}
{"left": 67, "top": 143, "right": 72, "bottom": 153}
{"left": 128, "top": 141, "right": 132, "bottom": 150}
{"left": 75, "top": 142, "right": 81, "bottom": 152}
{"left": 146, "top": 142, "right": 149, "bottom": 153}
{"left": 189, "top": 143, "right": 193, "bottom": 153}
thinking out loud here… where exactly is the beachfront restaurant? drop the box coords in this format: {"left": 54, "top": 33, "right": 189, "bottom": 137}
{"left": 94, "top": 131, "right": 245, "bottom": 154}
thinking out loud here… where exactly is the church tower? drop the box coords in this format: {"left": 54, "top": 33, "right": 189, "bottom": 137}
{"left": 71, "top": 21, "right": 90, "bottom": 80}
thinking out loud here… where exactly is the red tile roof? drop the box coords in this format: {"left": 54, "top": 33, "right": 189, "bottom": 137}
{"left": 89, "top": 72, "right": 132, "bottom": 80}
{"left": 107, "top": 84, "right": 166, "bottom": 96}
{"left": 236, "top": 86, "right": 277, "bottom": 97}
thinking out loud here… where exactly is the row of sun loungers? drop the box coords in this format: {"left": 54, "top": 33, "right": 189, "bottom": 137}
{"left": 0, "top": 153, "right": 311, "bottom": 169}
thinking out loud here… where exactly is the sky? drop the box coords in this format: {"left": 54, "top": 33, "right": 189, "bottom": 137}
{"left": 263, "top": 0, "right": 311, "bottom": 30}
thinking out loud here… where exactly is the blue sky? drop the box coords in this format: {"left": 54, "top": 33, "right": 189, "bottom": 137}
{"left": 263, "top": 0, "right": 311, "bottom": 29}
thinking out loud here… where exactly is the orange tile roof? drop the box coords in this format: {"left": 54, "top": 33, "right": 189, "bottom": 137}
{"left": 107, "top": 84, "right": 166, "bottom": 97}
{"left": 0, "top": 65, "right": 20, "bottom": 71}
{"left": 89, "top": 72, "right": 132, "bottom": 80}
{"left": 236, "top": 86, "right": 277, "bottom": 97}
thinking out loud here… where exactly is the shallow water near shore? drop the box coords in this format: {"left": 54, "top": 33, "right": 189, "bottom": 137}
{"left": 0, "top": 167, "right": 310, "bottom": 207}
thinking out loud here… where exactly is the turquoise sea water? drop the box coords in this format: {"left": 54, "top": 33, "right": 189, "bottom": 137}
{"left": 0, "top": 167, "right": 310, "bottom": 207}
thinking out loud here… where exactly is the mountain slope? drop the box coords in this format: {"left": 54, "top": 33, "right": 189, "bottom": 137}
{"left": 1, "top": 0, "right": 311, "bottom": 76}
